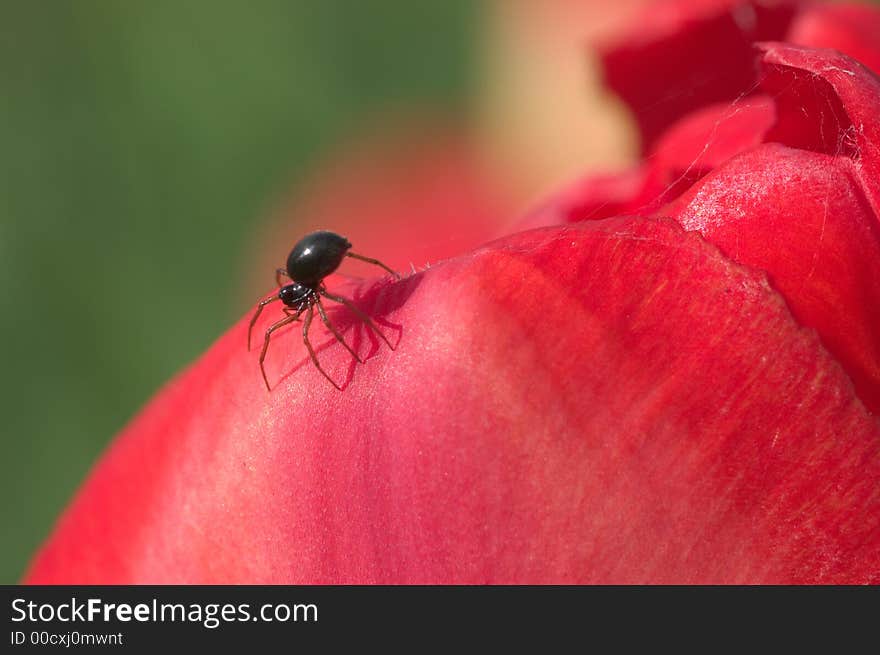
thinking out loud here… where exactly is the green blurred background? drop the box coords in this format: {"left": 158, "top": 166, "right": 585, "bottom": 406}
{"left": 0, "top": 1, "right": 477, "bottom": 582}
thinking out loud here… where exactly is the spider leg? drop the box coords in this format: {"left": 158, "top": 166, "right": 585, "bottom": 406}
{"left": 302, "top": 304, "right": 342, "bottom": 390}
{"left": 345, "top": 251, "right": 401, "bottom": 279}
{"left": 259, "top": 310, "right": 303, "bottom": 391}
{"left": 319, "top": 290, "right": 394, "bottom": 350}
{"left": 315, "top": 297, "right": 362, "bottom": 363}
{"left": 248, "top": 294, "right": 281, "bottom": 351}
{"left": 275, "top": 268, "right": 290, "bottom": 287}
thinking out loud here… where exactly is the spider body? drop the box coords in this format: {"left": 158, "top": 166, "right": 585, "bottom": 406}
{"left": 248, "top": 230, "right": 400, "bottom": 390}
{"left": 285, "top": 231, "right": 351, "bottom": 286}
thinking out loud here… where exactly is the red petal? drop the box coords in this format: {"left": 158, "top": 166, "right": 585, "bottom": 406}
{"left": 517, "top": 96, "right": 775, "bottom": 228}
{"left": 661, "top": 143, "right": 880, "bottom": 413}
{"left": 517, "top": 167, "right": 647, "bottom": 229}
{"left": 600, "top": 0, "right": 797, "bottom": 149}
{"left": 645, "top": 95, "right": 774, "bottom": 186}
{"left": 757, "top": 43, "right": 880, "bottom": 215}
{"left": 788, "top": 3, "right": 880, "bottom": 74}
{"left": 26, "top": 219, "right": 880, "bottom": 583}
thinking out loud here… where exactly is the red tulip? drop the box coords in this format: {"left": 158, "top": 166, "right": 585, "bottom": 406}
{"left": 26, "top": 2, "right": 880, "bottom": 583}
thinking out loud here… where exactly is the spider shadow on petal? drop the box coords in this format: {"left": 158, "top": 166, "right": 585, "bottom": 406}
{"left": 272, "top": 272, "right": 422, "bottom": 390}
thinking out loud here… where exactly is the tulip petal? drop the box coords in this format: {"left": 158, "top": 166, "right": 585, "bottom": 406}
{"left": 662, "top": 142, "right": 880, "bottom": 414}
{"left": 757, "top": 42, "right": 880, "bottom": 216}
{"left": 517, "top": 167, "right": 648, "bottom": 229}
{"left": 601, "top": 0, "right": 797, "bottom": 149}
{"left": 646, "top": 95, "right": 774, "bottom": 188}
{"left": 26, "top": 219, "right": 880, "bottom": 583}
{"left": 518, "top": 96, "right": 775, "bottom": 228}
{"left": 788, "top": 2, "right": 880, "bottom": 75}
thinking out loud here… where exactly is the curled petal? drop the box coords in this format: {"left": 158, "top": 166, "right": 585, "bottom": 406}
{"left": 757, "top": 42, "right": 880, "bottom": 215}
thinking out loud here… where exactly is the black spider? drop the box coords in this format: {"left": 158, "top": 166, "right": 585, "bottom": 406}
{"left": 247, "top": 230, "right": 400, "bottom": 390}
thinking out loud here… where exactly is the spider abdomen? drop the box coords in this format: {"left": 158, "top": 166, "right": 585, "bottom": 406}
{"left": 286, "top": 230, "right": 351, "bottom": 286}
